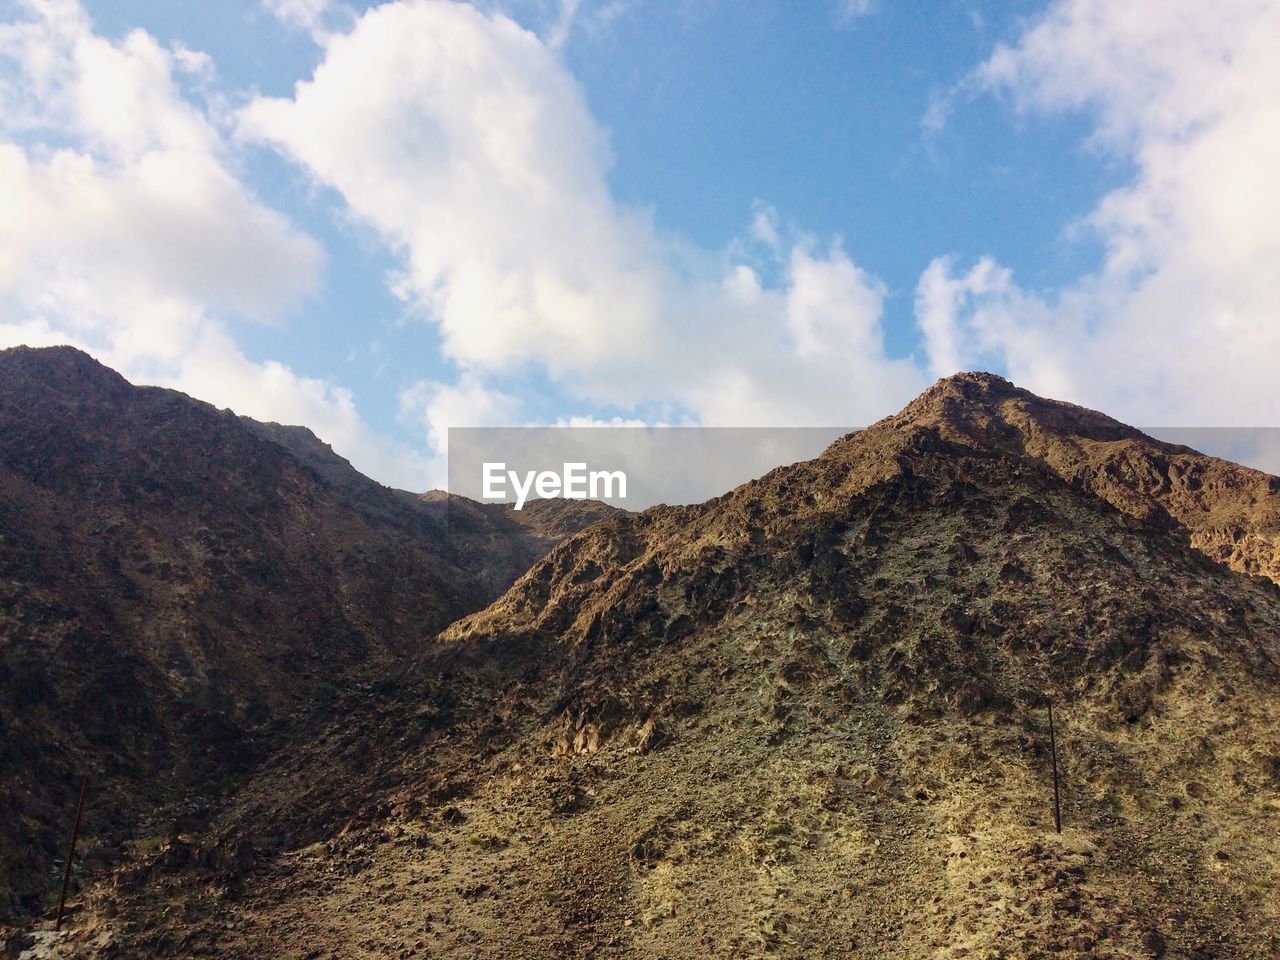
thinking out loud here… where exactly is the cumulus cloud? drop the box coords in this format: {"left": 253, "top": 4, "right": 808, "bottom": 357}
{"left": 0, "top": 0, "right": 432, "bottom": 488}
{"left": 242, "top": 0, "right": 924, "bottom": 447}
{"left": 0, "top": 0, "right": 318, "bottom": 334}
{"left": 0, "top": 143, "right": 317, "bottom": 322}
{"left": 241, "top": 1, "right": 664, "bottom": 380}
{"left": 786, "top": 243, "right": 887, "bottom": 359}
{"left": 922, "top": 0, "right": 1280, "bottom": 426}
{"left": 398, "top": 373, "right": 521, "bottom": 455}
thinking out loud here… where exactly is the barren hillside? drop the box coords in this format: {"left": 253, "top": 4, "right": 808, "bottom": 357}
{"left": 20, "top": 373, "right": 1278, "bottom": 959}
{"left": 0, "top": 346, "right": 613, "bottom": 923}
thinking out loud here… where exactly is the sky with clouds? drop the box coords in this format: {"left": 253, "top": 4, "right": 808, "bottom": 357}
{"left": 2, "top": 0, "right": 1278, "bottom": 489}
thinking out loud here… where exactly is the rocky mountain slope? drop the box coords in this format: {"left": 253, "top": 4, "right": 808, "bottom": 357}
{"left": 889, "top": 378, "right": 1280, "bottom": 584}
{"left": 10, "top": 372, "right": 1280, "bottom": 959}
{"left": 0, "top": 346, "right": 613, "bottom": 922}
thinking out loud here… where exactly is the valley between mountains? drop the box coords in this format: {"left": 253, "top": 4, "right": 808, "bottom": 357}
{"left": 2, "top": 346, "right": 1279, "bottom": 959}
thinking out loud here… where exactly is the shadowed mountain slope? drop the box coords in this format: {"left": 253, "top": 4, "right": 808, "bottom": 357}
{"left": 0, "top": 345, "right": 614, "bottom": 920}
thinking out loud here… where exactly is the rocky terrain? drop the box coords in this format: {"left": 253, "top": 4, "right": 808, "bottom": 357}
{"left": 5, "top": 369, "right": 1280, "bottom": 959}
{"left": 0, "top": 346, "right": 613, "bottom": 923}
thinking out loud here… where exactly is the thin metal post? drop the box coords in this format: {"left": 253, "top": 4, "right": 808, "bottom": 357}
{"left": 56, "top": 775, "right": 89, "bottom": 929}
{"left": 1048, "top": 701, "right": 1062, "bottom": 834}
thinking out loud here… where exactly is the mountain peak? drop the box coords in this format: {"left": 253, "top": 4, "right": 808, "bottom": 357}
{"left": 906, "top": 370, "right": 1020, "bottom": 412}
{"left": 898, "top": 369, "right": 1051, "bottom": 421}
{"left": 929, "top": 369, "right": 1018, "bottom": 394}
{"left": 877, "top": 370, "right": 1146, "bottom": 452}
{"left": 0, "top": 344, "right": 131, "bottom": 395}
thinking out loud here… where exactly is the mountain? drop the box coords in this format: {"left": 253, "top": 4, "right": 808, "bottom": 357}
{"left": 238, "top": 416, "right": 618, "bottom": 596}
{"left": 62, "top": 371, "right": 1280, "bottom": 960}
{"left": 889, "top": 377, "right": 1280, "bottom": 584}
{"left": 0, "top": 345, "right": 614, "bottom": 921}
{"left": 9, "top": 371, "right": 1280, "bottom": 959}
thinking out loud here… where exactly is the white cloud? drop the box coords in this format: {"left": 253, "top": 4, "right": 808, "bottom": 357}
{"left": 0, "top": 1, "right": 319, "bottom": 321}
{"left": 914, "top": 257, "right": 963, "bottom": 380}
{"left": 692, "top": 235, "right": 925, "bottom": 426}
{"left": 241, "top": 1, "right": 662, "bottom": 380}
{"left": 551, "top": 414, "right": 653, "bottom": 428}
{"left": 543, "top": 0, "right": 582, "bottom": 51}
{"left": 170, "top": 42, "right": 213, "bottom": 77}
{"left": 0, "top": 0, "right": 431, "bottom": 488}
{"left": 242, "top": 0, "right": 924, "bottom": 446}
{"left": 490, "top": 0, "right": 636, "bottom": 51}
{"left": 926, "top": 0, "right": 1280, "bottom": 426}
{"left": 265, "top": 0, "right": 342, "bottom": 39}
{"left": 835, "top": 0, "right": 877, "bottom": 24}
{"left": 915, "top": 255, "right": 1008, "bottom": 380}
{"left": 749, "top": 202, "right": 781, "bottom": 251}
{"left": 399, "top": 373, "right": 521, "bottom": 455}
{"left": 786, "top": 242, "right": 886, "bottom": 359}
{"left": 921, "top": 86, "right": 955, "bottom": 135}
{"left": 0, "top": 143, "right": 317, "bottom": 321}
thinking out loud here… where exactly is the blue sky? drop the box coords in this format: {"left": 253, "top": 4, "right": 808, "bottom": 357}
{"left": 2, "top": 0, "right": 1278, "bottom": 488}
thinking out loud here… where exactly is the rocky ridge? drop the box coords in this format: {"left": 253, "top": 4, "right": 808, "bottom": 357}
{"left": 0, "top": 345, "right": 614, "bottom": 922}
{"left": 28, "top": 372, "right": 1280, "bottom": 959}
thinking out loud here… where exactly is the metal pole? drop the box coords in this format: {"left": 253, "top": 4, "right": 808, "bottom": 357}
{"left": 55, "top": 774, "right": 89, "bottom": 929}
{"left": 1048, "top": 701, "right": 1062, "bottom": 834}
